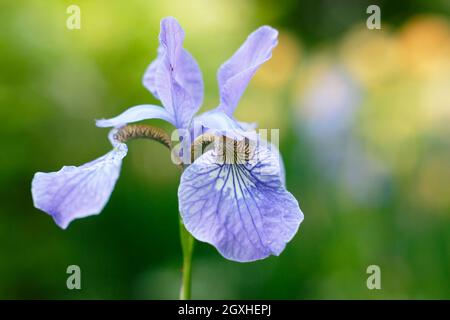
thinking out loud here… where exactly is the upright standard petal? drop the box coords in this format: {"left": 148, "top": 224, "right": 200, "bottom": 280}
{"left": 142, "top": 17, "right": 204, "bottom": 128}
{"left": 31, "top": 143, "right": 127, "bottom": 229}
{"left": 96, "top": 104, "right": 175, "bottom": 128}
{"left": 217, "top": 26, "right": 278, "bottom": 116}
{"left": 178, "top": 141, "right": 303, "bottom": 262}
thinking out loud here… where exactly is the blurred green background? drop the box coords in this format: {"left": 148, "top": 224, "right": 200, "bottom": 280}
{"left": 1, "top": 0, "right": 449, "bottom": 299}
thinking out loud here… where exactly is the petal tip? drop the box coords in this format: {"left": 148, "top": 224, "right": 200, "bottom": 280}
{"left": 258, "top": 25, "right": 279, "bottom": 37}
{"left": 160, "top": 16, "right": 185, "bottom": 43}
{"left": 95, "top": 119, "right": 109, "bottom": 127}
{"left": 161, "top": 16, "right": 179, "bottom": 25}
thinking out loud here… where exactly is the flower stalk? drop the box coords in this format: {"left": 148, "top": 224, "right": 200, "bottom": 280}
{"left": 179, "top": 218, "right": 195, "bottom": 300}
{"left": 116, "top": 123, "right": 195, "bottom": 299}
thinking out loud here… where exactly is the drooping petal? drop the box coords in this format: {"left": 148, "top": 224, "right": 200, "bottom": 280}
{"left": 178, "top": 142, "right": 303, "bottom": 262}
{"left": 142, "top": 17, "right": 204, "bottom": 128}
{"left": 96, "top": 104, "right": 175, "bottom": 128}
{"left": 217, "top": 26, "right": 278, "bottom": 116}
{"left": 31, "top": 143, "right": 127, "bottom": 229}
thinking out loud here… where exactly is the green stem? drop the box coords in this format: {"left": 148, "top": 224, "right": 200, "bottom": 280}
{"left": 179, "top": 218, "right": 194, "bottom": 300}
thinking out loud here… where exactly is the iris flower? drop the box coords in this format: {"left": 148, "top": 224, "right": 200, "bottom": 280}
{"left": 31, "top": 17, "right": 303, "bottom": 265}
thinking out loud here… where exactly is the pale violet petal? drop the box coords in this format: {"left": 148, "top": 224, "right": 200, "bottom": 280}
{"left": 142, "top": 17, "right": 203, "bottom": 128}
{"left": 142, "top": 47, "right": 164, "bottom": 99}
{"left": 217, "top": 26, "right": 278, "bottom": 115}
{"left": 96, "top": 104, "right": 175, "bottom": 128}
{"left": 237, "top": 120, "right": 258, "bottom": 131}
{"left": 31, "top": 144, "right": 128, "bottom": 229}
{"left": 193, "top": 110, "right": 258, "bottom": 141}
{"left": 273, "top": 144, "right": 286, "bottom": 186}
{"left": 258, "top": 140, "right": 286, "bottom": 186}
{"left": 178, "top": 143, "right": 303, "bottom": 262}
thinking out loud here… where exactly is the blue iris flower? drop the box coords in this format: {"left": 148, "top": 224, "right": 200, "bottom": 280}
{"left": 32, "top": 17, "right": 303, "bottom": 262}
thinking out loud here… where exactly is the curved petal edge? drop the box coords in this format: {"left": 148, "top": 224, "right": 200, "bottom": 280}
{"left": 217, "top": 26, "right": 278, "bottom": 116}
{"left": 96, "top": 104, "right": 175, "bottom": 128}
{"left": 31, "top": 144, "right": 127, "bottom": 229}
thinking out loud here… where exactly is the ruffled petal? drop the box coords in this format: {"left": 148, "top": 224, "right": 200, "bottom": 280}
{"left": 96, "top": 104, "right": 175, "bottom": 128}
{"left": 178, "top": 142, "right": 303, "bottom": 262}
{"left": 217, "top": 26, "right": 278, "bottom": 116}
{"left": 31, "top": 143, "right": 127, "bottom": 229}
{"left": 142, "top": 17, "right": 204, "bottom": 128}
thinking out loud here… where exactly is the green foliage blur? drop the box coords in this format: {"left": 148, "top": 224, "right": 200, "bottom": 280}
{"left": 0, "top": 0, "right": 449, "bottom": 299}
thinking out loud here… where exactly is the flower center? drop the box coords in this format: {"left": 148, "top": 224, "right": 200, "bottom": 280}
{"left": 190, "top": 134, "right": 256, "bottom": 165}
